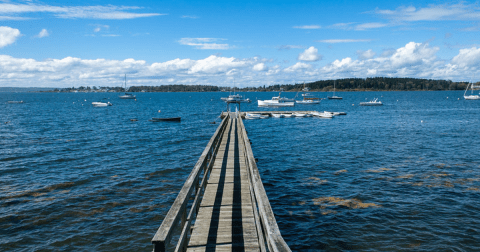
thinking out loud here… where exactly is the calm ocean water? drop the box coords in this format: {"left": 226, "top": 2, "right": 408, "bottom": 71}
{"left": 1, "top": 91, "right": 479, "bottom": 251}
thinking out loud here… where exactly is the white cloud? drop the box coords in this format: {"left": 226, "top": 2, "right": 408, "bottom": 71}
{"left": 328, "top": 22, "right": 387, "bottom": 30}
{"left": 35, "top": 29, "right": 49, "bottom": 38}
{"left": 1, "top": 42, "right": 480, "bottom": 88}
{"left": 0, "top": 16, "right": 31, "bottom": 20}
{"left": 355, "top": 22, "right": 387, "bottom": 30}
{"left": 0, "top": 3, "right": 163, "bottom": 20}
{"left": 356, "top": 49, "right": 376, "bottom": 60}
{"left": 451, "top": 47, "right": 480, "bottom": 67}
{"left": 253, "top": 63, "right": 267, "bottom": 71}
{"left": 293, "top": 25, "right": 321, "bottom": 29}
{"left": 316, "top": 39, "right": 372, "bottom": 43}
{"left": 329, "top": 22, "right": 356, "bottom": 30}
{"left": 179, "top": 38, "right": 230, "bottom": 50}
{"left": 284, "top": 62, "right": 311, "bottom": 72}
{"left": 93, "top": 25, "right": 109, "bottom": 33}
{"left": 188, "top": 55, "right": 248, "bottom": 74}
{"left": 298, "top": 46, "right": 322, "bottom": 61}
{"left": 375, "top": 3, "right": 480, "bottom": 22}
{"left": 0, "top": 26, "right": 21, "bottom": 48}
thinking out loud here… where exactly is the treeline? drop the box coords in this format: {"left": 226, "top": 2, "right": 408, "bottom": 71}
{"left": 54, "top": 77, "right": 473, "bottom": 93}
{"left": 261, "top": 78, "right": 469, "bottom": 92}
{"left": 129, "top": 85, "right": 220, "bottom": 92}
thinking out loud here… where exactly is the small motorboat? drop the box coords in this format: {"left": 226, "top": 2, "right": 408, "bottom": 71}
{"left": 359, "top": 98, "right": 383, "bottom": 106}
{"left": 293, "top": 113, "right": 307, "bottom": 117}
{"left": 92, "top": 102, "right": 112, "bottom": 107}
{"left": 150, "top": 117, "right": 181, "bottom": 122}
{"left": 7, "top": 100, "right": 24, "bottom": 104}
{"left": 245, "top": 113, "right": 268, "bottom": 119}
{"left": 311, "top": 111, "right": 334, "bottom": 118}
{"left": 282, "top": 114, "right": 293, "bottom": 118}
{"left": 324, "top": 111, "right": 347, "bottom": 115}
{"left": 271, "top": 113, "right": 284, "bottom": 118}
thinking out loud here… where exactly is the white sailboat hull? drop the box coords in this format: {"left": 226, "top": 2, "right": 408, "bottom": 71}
{"left": 296, "top": 100, "right": 320, "bottom": 104}
{"left": 258, "top": 100, "right": 294, "bottom": 107}
{"left": 464, "top": 95, "right": 480, "bottom": 100}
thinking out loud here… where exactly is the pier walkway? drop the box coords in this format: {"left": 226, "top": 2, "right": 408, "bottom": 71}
{"left": 152, "top": 112, "right": 290, "bottom": 252}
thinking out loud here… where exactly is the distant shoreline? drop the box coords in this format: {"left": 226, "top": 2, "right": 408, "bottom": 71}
{"left": 1, "top": 77, "right": 475, "bottom": 93}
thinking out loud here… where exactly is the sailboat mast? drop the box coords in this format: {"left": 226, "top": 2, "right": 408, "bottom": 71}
{"left": 333, "top": 80, "right": 336, "bottom": 96}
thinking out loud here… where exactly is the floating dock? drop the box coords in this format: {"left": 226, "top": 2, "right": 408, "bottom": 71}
{"left": 152, "top": 112, "right": 291, "bottom": 252}
{"left": 221, "top": 111, "right": 346, "bottom": 119}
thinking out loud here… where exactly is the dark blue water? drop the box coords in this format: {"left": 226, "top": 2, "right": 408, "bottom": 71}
{"left": 1, "top": 91, "right": 479, "bottom": 251}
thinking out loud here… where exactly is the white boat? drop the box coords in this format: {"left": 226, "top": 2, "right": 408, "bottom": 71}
{"left": 293, "top": 113, "right": 307, "bottom": 117}
{"left": 92, "top": 102, "right": 112, "bottom": 107}
{"left": 282, "top": 114, "right": 293, "bottom": 118}
{"left": 296, "top": 99, "right": 320, "bottom": 104}
{"left": 464, "top": 82, "right": 480, "bottom": 100}
{"left": 324, "top": 111, "right": 340, "bottom": 116}
{"left": 7, "top": 100, "right": 24, "bottom": 104}
{"left": 296, "top": 83, "right": 321, "bottom": 104}
{"left": 327, "top": 80, "right": 342, "bottom": 100}
{"left": 311, "top": 111, "right": 334, "bottom": 118}
{"left": 258, "top": 91, "right": 295, "bottom": 107}
{"left": 119, "top": 74, "right": 136, "bottom": 99}
{"left": 225, "top": 94, "right": 251, "bottom": 103}
{"left": 271, "top": 113, "right": 284, "bottom": 118}
{"left": 245, "top": 113, "right": 268, "bottom": 119}
{"left": 359, "top": 98, "right": 383, "bottom": 106}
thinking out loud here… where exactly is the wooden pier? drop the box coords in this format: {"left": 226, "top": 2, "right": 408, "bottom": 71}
{"left": 152, "top": 112, "right": 290, "bottom": 252}
{"left": 221, "top": 111, "right": 346, "bottom": 119}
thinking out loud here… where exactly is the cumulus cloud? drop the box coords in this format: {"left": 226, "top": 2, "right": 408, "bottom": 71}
{"left": 35, "top": 29, "right": 49, "bottom": 38}
{"left": 0, "top": 26, "right": 21, "bottom": 48}
{"left": 293, "top": 25, "right": 321, "bottom": 29}
{"left": 284, "top": 62, "right": 311, "bottom": 72}
{"left": 375, "top": 3, "right": 480, "bottom": 22}
{"left": 356, "top": 49, "right": 376, "bottom": 60}
{"left": 451, "top": 47, "right": 480, "bottom": 67}
{"left": 253, "top": 63, "right": 267, "bottom": 71}
{"left": 0, "top": 3, "right": 163, "bottom": 20}
{"left": 179, "top": 38, "right": 230, "bottom": 50}
{"left": 298, "top": 46, "right": 322, "bottom": 61}
{"left": 1, "top": 42, "right": 480, "bottom": 88}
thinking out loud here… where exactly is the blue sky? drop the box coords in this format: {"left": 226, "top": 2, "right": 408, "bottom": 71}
{"left": 1, "top": 0, "right": 480, "bottom": 87}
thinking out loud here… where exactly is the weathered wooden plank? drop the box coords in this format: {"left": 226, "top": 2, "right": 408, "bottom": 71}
{"left": 187, "top": 117, "right": 260, "bottom": 250}
{"left": 152, "top": 115, "right": 230, "bottom": 251}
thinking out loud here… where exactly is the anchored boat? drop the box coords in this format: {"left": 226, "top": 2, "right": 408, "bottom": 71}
{"left": 119, "top": 74, "right": 136, "bottom": 99}
{"left": 464, "top": 81, "right": 480, "bottom": 100}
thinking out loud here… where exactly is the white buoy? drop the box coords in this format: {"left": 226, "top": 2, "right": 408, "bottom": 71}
{"left": 352, "top": 104, "right": 354, "bottom": 106}
{"left": 421, "top": 120, "right": 424, "bottom": 123}
{"left": 158, "top": 110, "right": 161, "bottom": 113}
